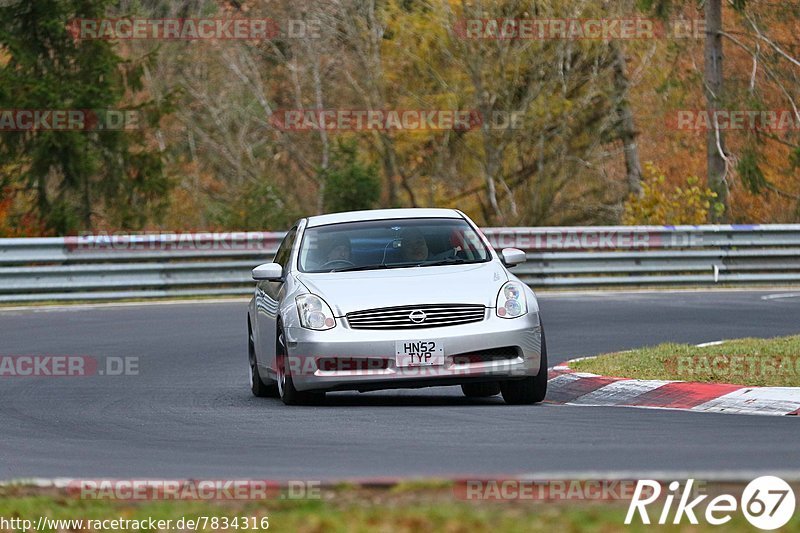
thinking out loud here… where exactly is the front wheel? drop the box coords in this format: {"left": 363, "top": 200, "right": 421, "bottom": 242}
{"left": 276, "top": 328, "right": 325, "bottom": 406}
{"left": 500, "top": 326, "right": 548, "bottom": 405}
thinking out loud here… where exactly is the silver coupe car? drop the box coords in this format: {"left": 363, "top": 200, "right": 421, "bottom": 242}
{"left": 247, "top": 208, "right": 547, "bottom": 405}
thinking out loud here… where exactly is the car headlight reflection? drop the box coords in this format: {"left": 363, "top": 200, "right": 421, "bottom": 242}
{"left": 296, "top": 294, "right": 336, "bottom": 330}
{"left": 496, "top": 281, "right": 527, "bottom": 318}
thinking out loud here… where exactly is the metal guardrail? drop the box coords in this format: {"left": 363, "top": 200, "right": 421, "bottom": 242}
{"left": 1, "top": 225, "right": 799, "bottom": 302}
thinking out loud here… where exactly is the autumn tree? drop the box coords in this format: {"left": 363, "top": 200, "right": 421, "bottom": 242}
{"left": 0, "top": 0, "right": 170, "bottom": 234}
{"left": 640, "top": 0, "right": 800, "bottom": 222}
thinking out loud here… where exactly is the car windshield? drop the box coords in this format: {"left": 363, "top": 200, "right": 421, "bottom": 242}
{"left": 298, "top": 218, "right": 491, "bottom": 273}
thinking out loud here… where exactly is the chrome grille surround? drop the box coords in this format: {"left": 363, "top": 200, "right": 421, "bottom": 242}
{"left": 346, "top": 304, "right": 486, "bottom": 329}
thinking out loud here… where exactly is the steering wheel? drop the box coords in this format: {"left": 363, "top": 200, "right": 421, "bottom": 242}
{"left": 320, "top": 259, "right": 356, "bottom": 270}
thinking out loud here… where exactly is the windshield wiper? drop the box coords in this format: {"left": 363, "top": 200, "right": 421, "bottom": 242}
{"left": 329, "top": 258, "right": 470, "bottom": 272}
{"left": 330, "top": 261, "right": 424, "bottom": 273}
{"left": 417, "top": 257, "right": 469, "bottom": 267}
{"left": 330, "top": 263, "right": 390, "bottom": 273}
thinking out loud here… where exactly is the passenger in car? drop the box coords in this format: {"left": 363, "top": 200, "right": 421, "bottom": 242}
{"left": 399, "top": 228, "right": 429, "bottom": 262}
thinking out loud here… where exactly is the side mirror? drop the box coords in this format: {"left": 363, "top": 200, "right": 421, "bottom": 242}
{"left": 500, "top": 248, "right": 526, "bottom": 267}
{"left": 252, "top": 262, "right": 283, "bottom": 281}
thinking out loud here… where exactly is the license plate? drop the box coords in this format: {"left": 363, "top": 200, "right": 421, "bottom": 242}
{"left": 395, "top": 340, "right": 444, "bottom": 367}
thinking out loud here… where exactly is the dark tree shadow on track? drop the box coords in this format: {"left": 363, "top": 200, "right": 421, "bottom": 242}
{"left": 240, "top": 389, "right": 524, "bottom": 407}
{"left": 321, "top": 392, "right": 507, "bottom": 407}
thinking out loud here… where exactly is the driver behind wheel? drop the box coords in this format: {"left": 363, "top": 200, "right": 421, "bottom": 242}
{"left": 321, "top": 234, "right": 351, "bottom": 264}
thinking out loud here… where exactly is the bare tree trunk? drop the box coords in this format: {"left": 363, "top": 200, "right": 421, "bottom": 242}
{"left": 481, "top": 129, "right": 505, "bottom": 225}
{"left": 704, "top": 0, "right": 728, "bottom": 221}
{"left": 335, "top": 0, "right": 401, "bottom": 207}
{"left": 312, "top": 55, "right": 329, "bottom": 214}
{"left": 611, "top": 42, "right": 643, "bottom": 198}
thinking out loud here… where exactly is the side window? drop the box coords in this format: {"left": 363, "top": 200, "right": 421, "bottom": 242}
{"left": 273, "top": 227, "right": 298, "bottom": 271}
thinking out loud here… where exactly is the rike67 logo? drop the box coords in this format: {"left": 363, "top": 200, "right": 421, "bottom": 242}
{"left": 626, "top": 476, "right": 796, "bottom": 530}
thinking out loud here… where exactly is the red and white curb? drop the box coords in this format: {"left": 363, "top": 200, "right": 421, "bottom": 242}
{"left": 546, "top": 364, "right": 800, "bottom": 416}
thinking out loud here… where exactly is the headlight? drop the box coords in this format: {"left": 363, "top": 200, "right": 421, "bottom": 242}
{"left": 296, "top": 294, "right": 336, "bottom": 330}
{"left": 496, "top": 281, "right": 527, "bottom": 318}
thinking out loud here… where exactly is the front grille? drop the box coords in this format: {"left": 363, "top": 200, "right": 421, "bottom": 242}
{"left": 347, "top": 304, "right": 486, "bottom": 329}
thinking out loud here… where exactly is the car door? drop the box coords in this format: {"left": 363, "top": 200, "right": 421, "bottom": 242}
{"left": 255, "top": 225, "right": 298, "bottom": 377}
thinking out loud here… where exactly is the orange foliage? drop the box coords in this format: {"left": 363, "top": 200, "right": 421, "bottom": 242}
{"left": 629, "top": 3, "right": 799, "bottom": 223}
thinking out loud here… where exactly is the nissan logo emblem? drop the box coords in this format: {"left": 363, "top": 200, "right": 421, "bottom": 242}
{"left": 409, "top": 310, "right": 427, "bottom": 323}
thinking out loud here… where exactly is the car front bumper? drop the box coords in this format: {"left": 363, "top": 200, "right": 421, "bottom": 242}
{"left": 283, "top": 310, "right": 542, "bottom": 392}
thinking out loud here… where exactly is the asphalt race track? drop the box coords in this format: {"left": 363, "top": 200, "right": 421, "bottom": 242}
{"left": 1, "top": 290, "right": 799, "bottom": 481}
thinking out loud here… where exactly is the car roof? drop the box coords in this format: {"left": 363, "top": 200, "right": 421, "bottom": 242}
{"left": 305, "top": 208, "right": 463, "bottom": 228}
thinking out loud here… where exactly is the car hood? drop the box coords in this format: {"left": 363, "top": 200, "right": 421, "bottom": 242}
{"left": 296, "top": 262, "right": 509, "bottom": 316}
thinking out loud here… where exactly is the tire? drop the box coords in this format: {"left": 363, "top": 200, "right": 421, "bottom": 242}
{"left": 461, "top": 382, "right": 501, "bottom": 398}
{"left": 500, "top": 326, "right": 548, "bottom": 405}
{"left": 276, "top": 327, "right": 325, "bottom": 406}
{"left": 249, "top": 321, "right": 277, "bottom": 397}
